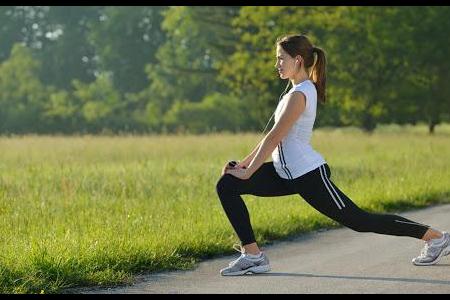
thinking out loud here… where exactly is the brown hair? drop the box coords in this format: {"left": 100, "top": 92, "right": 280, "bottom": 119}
{"left": 276, "top": 34, "right": 327, "bottom": 103}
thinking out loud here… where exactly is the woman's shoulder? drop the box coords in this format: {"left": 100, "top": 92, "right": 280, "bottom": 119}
{"left": 284, "top": 80, "right": 316, "bottom": 101}
{"left": 292, "top": 80, "right": 316, "bottom": 97}
{"left": 292, "top": 80, "right": 317, "bottom": 111}
{"left": 294, "top": 79, "right": 315, "bottom": 90}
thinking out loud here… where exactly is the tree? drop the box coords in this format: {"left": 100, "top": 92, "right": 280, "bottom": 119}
{"left": 318, "top": 7, "right": 413, "bottom": 132}
{"left": 0, "top": 44, "right": 48, "bottom": 133}
{"left": 87, "top": 6, "right": 167, "bottom": 94}
{"left": 72, "top": 73, "right": 124, "bottom": 133}
{"left": 0, "top": 6, "right": 100, "bottom": 90}
{"left": 145, "top": 6, "right": 240, "bottom": 132}
{"left": 43, "top": 89, "right": 81, "bottom": 133}
{"left": 163, "top": 92, "right": 245, "bottom": 134}
{"left": 36, "top": 6, "right": 100, "bottom": 90}
{"left": 396, "top": 7, "right": 450, "bottom": 133}
{"left": 219, "top": 6, "right": 335, "bottom": 130}
{"left": 0, "top": 6, "right": 23, "bottom": 62}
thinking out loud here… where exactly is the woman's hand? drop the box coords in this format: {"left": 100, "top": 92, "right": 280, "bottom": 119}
{"left": 236, "top": 161, "right": 249, "bottom": 169}
{"left": 221, "top": 161, "right": 238, "bottom": 176}
{"left": 225, "top": 166, "right": 251, "bottom": 180}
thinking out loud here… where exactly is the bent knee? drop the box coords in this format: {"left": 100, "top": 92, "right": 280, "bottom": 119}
{"left": 215, "top": 174, "right": 235, "bottom": 195}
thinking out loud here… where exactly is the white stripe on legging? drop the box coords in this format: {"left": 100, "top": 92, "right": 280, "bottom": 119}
{"left": 394, "top": 220, "right": 429, "bottom": 227}
{"left": 319, "top": 165, "right": 342, "bottom": 210}
{"left": 320, "top": 165, "right": 346, "bottom": 209}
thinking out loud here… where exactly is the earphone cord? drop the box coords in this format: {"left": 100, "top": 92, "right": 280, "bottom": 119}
{"left": 261, "top": 81, "right": 291, "bottom": 136}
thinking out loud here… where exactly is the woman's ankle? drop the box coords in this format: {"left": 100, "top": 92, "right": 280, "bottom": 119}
{"left": 243, "top": 242, "right": 261, "bottom": 255}
{"left": 422, "top": 228, "right": 443, "bottom": 242}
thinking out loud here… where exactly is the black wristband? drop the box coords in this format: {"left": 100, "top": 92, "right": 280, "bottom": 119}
{"left": 228, "top": 160, "right": 238, "bottom": 167}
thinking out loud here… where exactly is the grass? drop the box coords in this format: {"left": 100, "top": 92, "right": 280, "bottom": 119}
{"left": 1, "top": 123, "right": 450, "bottom": 293}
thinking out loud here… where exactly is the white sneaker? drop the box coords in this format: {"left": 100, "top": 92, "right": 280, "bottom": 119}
{"left": 412, "top": 231, "right": 450, "bottom": 266}
{"left": 220, "top": 244, "right": 271, "bottom": 276}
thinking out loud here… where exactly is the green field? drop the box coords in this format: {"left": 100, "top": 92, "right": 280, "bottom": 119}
{"left": 1, "top": 124, "right": 450, "bottom": 293}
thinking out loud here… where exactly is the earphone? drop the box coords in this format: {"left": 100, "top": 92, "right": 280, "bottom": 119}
{"left": 260, "top": 81, "right": 291, "bottom": 136}
{"left": 262, "top": 55, "right": 304, "bottom": 136}
{"left": 226, "top": 80, "right": 290, "bottom": 170}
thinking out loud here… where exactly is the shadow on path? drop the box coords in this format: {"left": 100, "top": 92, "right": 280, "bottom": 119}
{"left": 250, "top": 266, "right": 450, "bottom": 286}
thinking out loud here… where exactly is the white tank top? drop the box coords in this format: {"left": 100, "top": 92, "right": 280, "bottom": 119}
{"left": 271, "top": 79, "right": 326, "bottom": 179}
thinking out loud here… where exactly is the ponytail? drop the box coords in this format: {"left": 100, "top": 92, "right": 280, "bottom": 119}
{"left": 312, "top": 46, "right": 327, "bottom": 104}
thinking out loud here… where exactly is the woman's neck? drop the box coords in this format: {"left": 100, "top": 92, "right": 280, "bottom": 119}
{"left": 290, "top": 70, "right": 310, "bottom": 86}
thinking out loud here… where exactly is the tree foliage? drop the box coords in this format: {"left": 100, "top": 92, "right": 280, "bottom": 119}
{"left": 0, "top": 6, "right": 448, "bottom": 134}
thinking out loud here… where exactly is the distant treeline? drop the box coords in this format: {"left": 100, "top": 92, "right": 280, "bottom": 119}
{"left": 0, "top": 6, "right": 449, "bottom": 134}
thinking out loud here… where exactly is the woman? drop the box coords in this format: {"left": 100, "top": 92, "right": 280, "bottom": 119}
{"left": 215, "top": 34, "right": 449, "bottom": 276}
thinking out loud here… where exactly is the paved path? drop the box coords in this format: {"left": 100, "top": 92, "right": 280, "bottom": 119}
{"left": 79, "top": 204, "right": 450, "bottom": 294}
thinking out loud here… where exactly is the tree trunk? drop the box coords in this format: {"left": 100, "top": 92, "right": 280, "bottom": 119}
{"left": 362, "top": 112, "right": 377, "bottom": 133}
{"left": 429, "top": 120, "right": 438, "bottom": 134}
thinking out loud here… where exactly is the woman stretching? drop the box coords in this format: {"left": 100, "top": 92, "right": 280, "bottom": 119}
{"left": 216, "top": 34, "right": 449, "bottom": 276}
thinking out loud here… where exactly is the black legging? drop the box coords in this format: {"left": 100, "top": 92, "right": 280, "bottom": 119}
{"left": 216, "top": 162, "right": 430, "bottom": 245}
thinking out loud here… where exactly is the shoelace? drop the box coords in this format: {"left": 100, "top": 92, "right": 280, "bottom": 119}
{"left": 419, "top": 240, "right": 440, "bottom": 258}
{"left": 228, "top": 243, "right": 245, "bottom": 266}
{"left": 233, "top": 243, "right": 245, "bottom": 254}
{"left": 419, "top": 242, "right": 430, "bottom": 258}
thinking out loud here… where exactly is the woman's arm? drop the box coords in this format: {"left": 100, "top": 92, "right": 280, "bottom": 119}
{"left": 245, "top": 92, "right": 306, "bottom": 177}
{"left": 238, "top": 140, "right": 263, "bottom": 168}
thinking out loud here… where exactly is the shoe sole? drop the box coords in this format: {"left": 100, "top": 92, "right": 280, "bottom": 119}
{"left": 220, "top": 265, "right": 271, "bottom": 276}
{"left": 413, "top": 244, "right": 450, "bottom": 266}
{"left": 444, "top": 247, "right": 450, "bottom": 257}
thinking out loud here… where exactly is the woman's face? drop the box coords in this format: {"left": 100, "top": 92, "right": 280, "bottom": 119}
{"left": 275, "top": 45, "right": 298, "bottom": 80}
